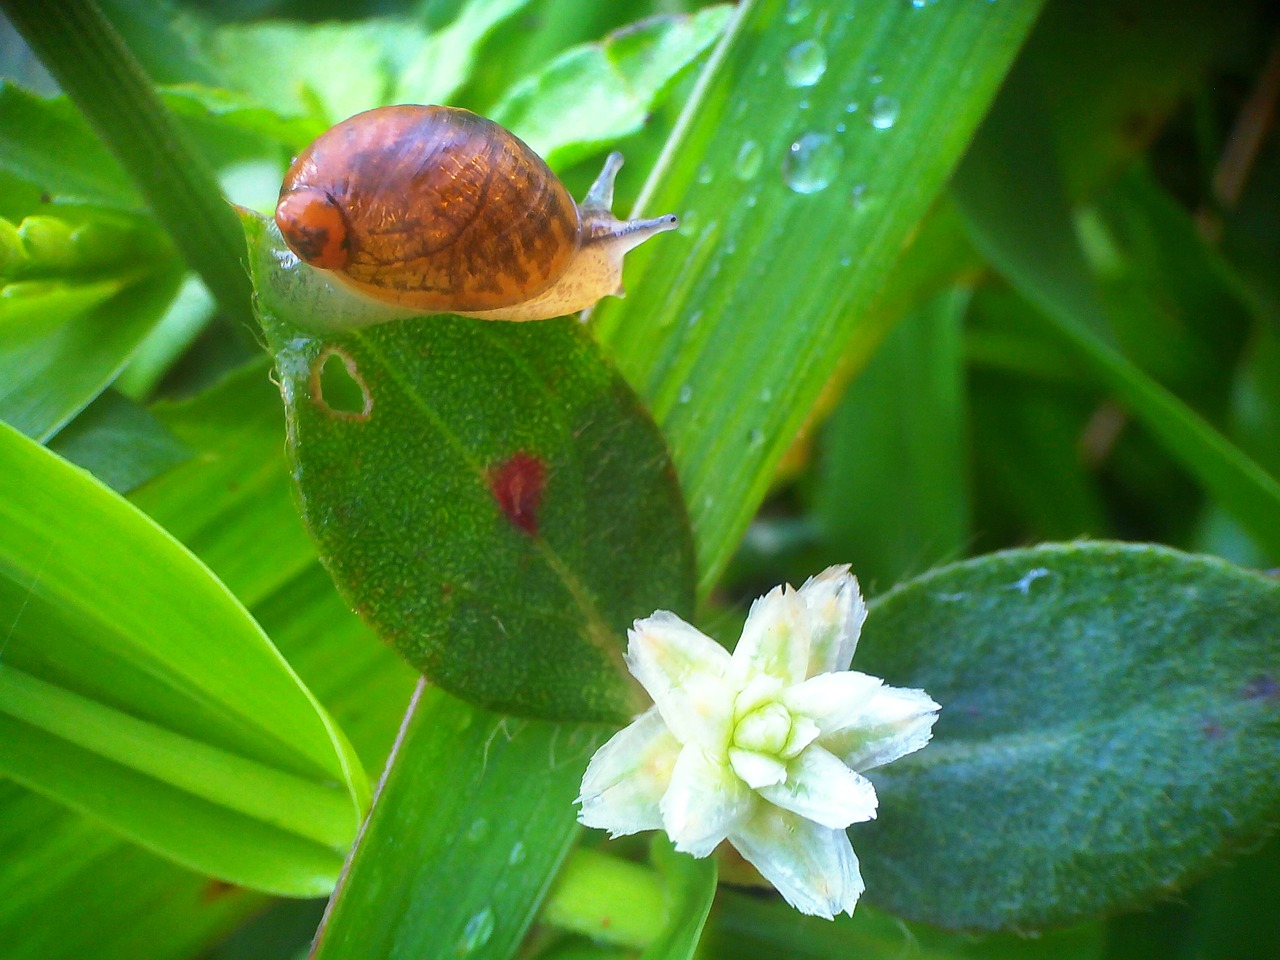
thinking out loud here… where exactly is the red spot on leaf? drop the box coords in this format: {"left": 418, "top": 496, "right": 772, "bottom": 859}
{"left": 489, "top": 452, "right": 546, "bottom": 536}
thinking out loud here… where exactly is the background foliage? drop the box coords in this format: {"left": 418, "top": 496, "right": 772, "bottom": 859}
{"left": 0, "top": 0, "right": 1277, "bottom": 958}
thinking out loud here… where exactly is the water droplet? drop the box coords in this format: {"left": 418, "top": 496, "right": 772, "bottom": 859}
{"left": 508, "top": 842, "right": 527, "bottom": 865}
{"left": 839, "top": 254, "right": 853, "bottom": 267}
{"left": 911, "top": 0, "right": 938, "bottom": 7}
{"left": 835, "top": 122, "right": 846, "bottom": 133}
{"left": 745, "top": 193, "right": 759, "bottom": 208}
{"left": 734, "top": 140, "right": 763, "bottom": 180}
{"left": 458, "top": 907, "right": 495, "bottom": 955}
{"left": 783, "top": 133, "right": 842, "bottom": 195}
{"left": 783, "top": 40, "right": 827, "bottom": 88}
{"left": 870, "top": 95, "right": 900, "bottom": 130}
{"left": 749, "top": 428, "right": 765, "bottom": 449}
{"left": 465, "top": 818, "right": 489, "bottom": 843}
{"left": 697, "top": 165, "right": 714, "bottom": 185}
{"left": 785, "top": 0, "right": 812, "bottom": 24}
{"left": 686, "top": 310, "right": 703, "bottom": 328}
{"left": 759, "top": 387, "right": 774, "bottom": 403}
{"left": 850, "top": 183, "right": 869, "bottom": 207}
{"left": 798, "top": 99, "right": 810, "bottom": 110}
{"left": 845, "top": 101, "right": 859, "bottom": 113}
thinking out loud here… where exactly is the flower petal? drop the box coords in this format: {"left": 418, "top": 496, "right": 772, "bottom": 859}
{"left": 660, "top": 743, "right": 754, "bottom": 857}
{"left": 798, "top": 565, "right": 867, "bottom": 675}
{"left": 758, "top": 744, "right": 878, "bottom": 829}
{"left": 626, "top": 611, "right": 735, "bottom": 750}
{"left": 732, "top": 584, "right": 809, "bottom": 686}
{"left": 729, "top": 807, "right": 864, "bottom": 919}
{"left": 821, "top": 686, "right": 941, "bottom": 772}
{"left": 729, "top": 748, "right": 788, "bottom": 789}
{"left": 577, "top": 707, "right": 680, "bottom": 836}
{"left": 783, "top": 671, "right": 884, "bottom": 736}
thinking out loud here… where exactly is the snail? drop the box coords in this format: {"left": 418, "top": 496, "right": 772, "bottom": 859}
{"left": 274, "top": 104, "right": 678, "bottom": 323}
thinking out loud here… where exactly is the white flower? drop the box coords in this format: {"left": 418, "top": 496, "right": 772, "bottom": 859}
{"left": 576, "top": 566, "right": 940, "bottom": 919}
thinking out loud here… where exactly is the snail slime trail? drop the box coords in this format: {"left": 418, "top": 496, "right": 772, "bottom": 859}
{"left": 275, "top": 105, "right": 679, "bottom": 324}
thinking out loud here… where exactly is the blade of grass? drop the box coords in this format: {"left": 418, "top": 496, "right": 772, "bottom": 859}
{"left": 592, "top": 0, "right": 1045, "bottom": 597}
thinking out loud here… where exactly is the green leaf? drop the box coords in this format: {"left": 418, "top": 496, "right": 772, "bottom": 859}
{"left": 200, "top": 0, "right": 534, "bottom": 126}
{"left": 47, "top": 389, "right": 190, "bottom": 494}
{"left": 199, "top": 19, "right": 422, "bottom": 125}
{"left": 244, "top": 213, "right": 695, "bottom": 723}
{"left": 703, "top": 889, "right": 1104, "bottom": 960}
{"left": 311, "top": 687, "right": 603, "bottom": 960}
{"left": 0, "top": 782, "right": 266, "bottom": 960}
{"left": 0, "top": 258, "right": 183, "bottom": 441}
{"left": 951, "top": 76, "right": 1280, "bottom": 560}
{"left": 490, "top": 6, "right": 734, "bottom": 169}
{"left": 812, "top": 287, "right": 971, "bottom": 591}
{"left": 0, "top": 82, "right": 137, "bottom": 208}
{"left": 853, "top": 541, "right": 1280, "bottom": 931}
{"left": 639, "top": 838, "right": 718, "bottom": 960}
{"left": 394, "top": 0, "right": 536, "bottom": 106}
{"left": 1, "top": 0, "right": 256, "bottom": 329}
{"left": 0, "top": 421, "right": 368, "bottom": 896}
{"left": 539, "top": 840, "right": 717, "bottom": 955}
{"left": 592, "top": 0, "right": 1046, "bottom": 598}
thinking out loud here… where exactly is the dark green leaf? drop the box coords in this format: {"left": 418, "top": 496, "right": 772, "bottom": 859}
{"left": 854, "top": 542, "right": 1280, "bottom": 930}
{"left": 812, "top": 287, "right": 971, "bottom": 592}
{"left": 703, "top": 889, "right": 1104, "bottom": 960}
{"left": 0, "top": 782, "right": 265, "bottom": 960}
{"left": 244, "top": 213, "right": 695, "bottom": 723}
{"left": 952, "top": 76, "right": 1280, "bottom": 560}
{"left": 47, "top": 389, "right": 190, "bottom": 493}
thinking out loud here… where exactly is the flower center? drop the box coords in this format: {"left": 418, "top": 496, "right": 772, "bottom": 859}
{"left": 733, "top": 701, "right": 794, "bottom": 755}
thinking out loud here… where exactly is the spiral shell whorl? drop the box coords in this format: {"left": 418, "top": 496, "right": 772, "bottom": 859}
{"left": 276, "top": 105, "right": 580, "bottom": 314}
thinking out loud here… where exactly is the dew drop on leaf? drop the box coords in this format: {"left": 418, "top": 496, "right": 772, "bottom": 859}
{"left": 785, "top": 0, "right": 812, "bottom": 24}
{"left": 458, "top": 906, "right": 495, "bottom": 955}
{"left": 870, "top": 95, "right": 900, "bottom": 129}
{"left": 783, "top": 133, "right": 842, "bottom": 194}
{"left": 783, "top": 40, "right": 827, "bottom": 88}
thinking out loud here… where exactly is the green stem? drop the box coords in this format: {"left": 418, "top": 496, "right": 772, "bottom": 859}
{"left": 1, "top": 0, "right": 255, "bottom": 335}
{"left": 540, "top": 847, "right": 669, "bottom": 949}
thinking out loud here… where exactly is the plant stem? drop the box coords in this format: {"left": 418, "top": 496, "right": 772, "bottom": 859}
{"left": 1, "top": 0, "right": 255, "bottom": 336}
{"left": 540, "top": 847, "right": 668, "bottom": 949}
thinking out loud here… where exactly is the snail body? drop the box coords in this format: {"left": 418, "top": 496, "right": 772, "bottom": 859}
{"left": 274, "top": 105, "right": 678, "bottom": 322}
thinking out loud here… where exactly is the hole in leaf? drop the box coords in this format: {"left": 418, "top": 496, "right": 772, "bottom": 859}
{"left": 311, "top": 347, "right": 371, "bottom": 420}
{"left": 489, "top": 452, "right": 546, "bottom": 536}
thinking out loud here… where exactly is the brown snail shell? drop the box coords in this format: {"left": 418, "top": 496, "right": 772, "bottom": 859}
{"left": 274, "top": 105, "right": 677, "bottom": 322}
